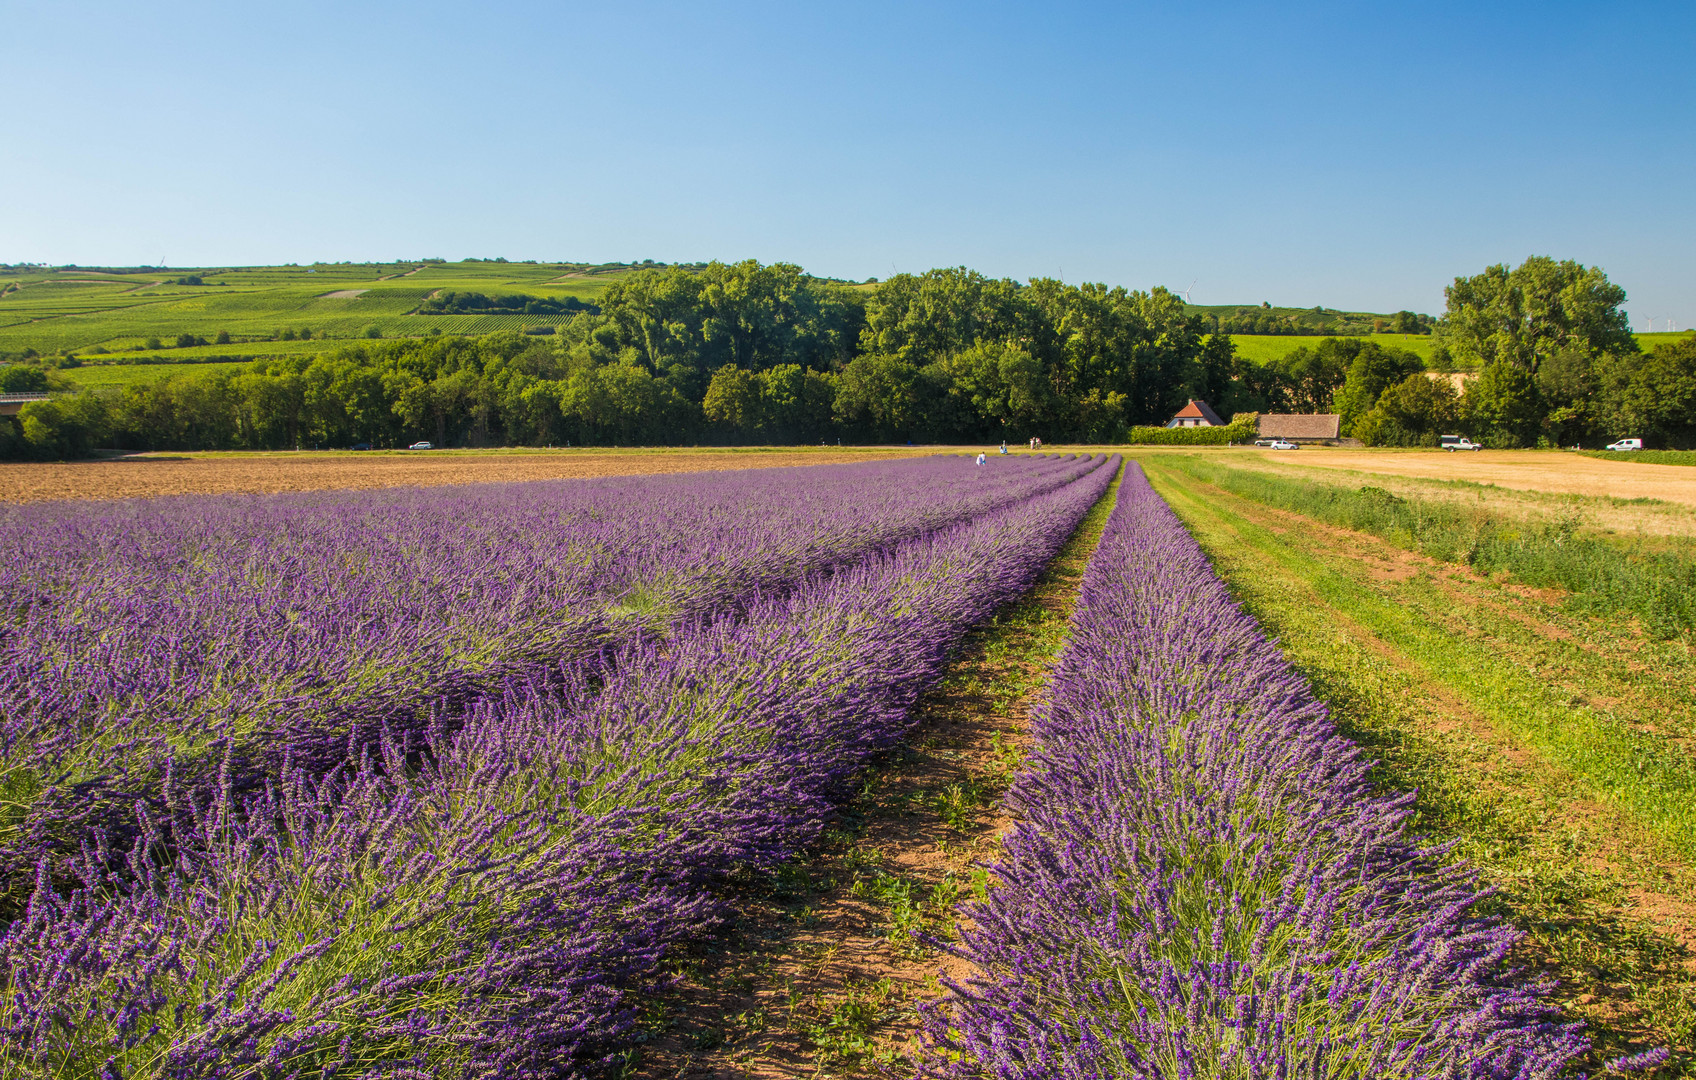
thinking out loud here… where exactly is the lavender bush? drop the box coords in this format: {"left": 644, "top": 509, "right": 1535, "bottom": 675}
{"left": 0, "top": 454, "right": 1097, "bottom": 900}
{"left": 0, "top": 456, "right": 1118, "bottom": 1078}
{"left": 922, "top": 463, "right": 1592, "bottom": 1080}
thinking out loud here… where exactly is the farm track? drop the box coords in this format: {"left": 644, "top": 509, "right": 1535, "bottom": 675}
{"left": 625, "top": 465, "right": 1124, "bottom": 1079}
{"left": 0, "top": 449, "right": 935, "bottom": 502}
{"left": 1143, "top": 460, "right": 1696, "bottom": 1075}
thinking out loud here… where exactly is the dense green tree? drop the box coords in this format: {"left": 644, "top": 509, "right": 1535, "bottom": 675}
{"left": 0, "top": 365, "right": 50, "bottom": 392}
{"left": 17, "top": 395, "right": 109, "bottom": 458}
{"left": 701, "top": 364, "right": 765, "bottom": 435}
{"left": 1535, "top": 343, "right": 1602, "bottom": 446}
{"left": 757, "top": 364, "right": 836, "bottom": 443}
{"left": 1355, "top": 373, "right": 1459, "bottom": 446}
{"left": 834, "top": 353, "right": 922, "bottom": 440}
{"left": 1441, "top": 256, "right": 1635, "bottom": 373}
{"left": 1618, "top": 336, "right": 1696, "bottom": 448}
{"left": 1461, "top": 361, "right": 1543, "bottom": 447}
{"left": 1263, "top": 339, "right": 1355, "bottom": 412}
{"left": 1329, "top": 341, "right": 1425, "bottom": 435}
{"left": 859, "top": 268, "right": 1028, "bottom": 365}
{"left": 593, "top": 261, "right": 863, "bottom": 374}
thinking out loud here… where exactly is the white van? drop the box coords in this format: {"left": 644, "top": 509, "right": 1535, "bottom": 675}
{"left": 1606, "top": 438, "right": 1643, "bottom": 452}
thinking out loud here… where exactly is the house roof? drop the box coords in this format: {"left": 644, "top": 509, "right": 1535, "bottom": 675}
{"left": 1258, "top": 413, "right": 1341, "bottom": 439}
{"left": 1171, "top": 399, "right": 1225, "bottom": 425}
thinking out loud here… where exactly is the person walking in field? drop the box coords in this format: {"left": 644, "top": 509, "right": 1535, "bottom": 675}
{"left": 1000, "top": 440, "right": 1008, "bottom": 455}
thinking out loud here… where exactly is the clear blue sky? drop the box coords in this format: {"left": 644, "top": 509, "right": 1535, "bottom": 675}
{"left": 3, "top": 0, "right": 1692, "bottom": 327}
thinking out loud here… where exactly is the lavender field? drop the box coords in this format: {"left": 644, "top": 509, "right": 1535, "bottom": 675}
{"left": 919, "top": 464, "right": 1624, "bottom": 1079}
{"left": 0, "top": 455, "right": 1646, "bottom": 1078}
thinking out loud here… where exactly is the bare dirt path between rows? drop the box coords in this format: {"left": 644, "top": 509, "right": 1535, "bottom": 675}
{"left": 0, "top": 449, "right": 935, "bottom": 503}
{"left": 625, "top": 468, "right": 1122, "bottom": 1079}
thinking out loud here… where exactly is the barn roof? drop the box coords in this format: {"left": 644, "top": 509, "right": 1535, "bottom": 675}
{"left": 1258, "top": 413, "right": 1341, "bottom": 439}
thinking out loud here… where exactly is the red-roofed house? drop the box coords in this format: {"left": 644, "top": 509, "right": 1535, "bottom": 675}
{"left": 1166, "top": 399, "right": 1225, "bottom": 428}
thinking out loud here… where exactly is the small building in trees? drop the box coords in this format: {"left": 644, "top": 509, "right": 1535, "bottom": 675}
{"left": 1166, "top": 399, "right": 1225, "bottom": 428}
{"left": 1257, "top": 413, "right": 1342, "bottom": 444}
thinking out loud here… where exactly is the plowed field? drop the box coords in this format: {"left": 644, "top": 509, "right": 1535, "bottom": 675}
{"left": 0, "top": 448, "right": 934, "bottom": 502}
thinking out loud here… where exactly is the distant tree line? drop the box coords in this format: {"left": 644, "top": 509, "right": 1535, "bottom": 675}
{"left": 1202, "top": 305, "right": 1434, "bottom": 337}
{"left": 415, "top": 291, "right": 600, "bottom": 316}
{"left": 1253, "top": 258, "right": 1693, "bottom": 449}
{"left": 3, "top": 256, "right": 1691, "bottom": 457}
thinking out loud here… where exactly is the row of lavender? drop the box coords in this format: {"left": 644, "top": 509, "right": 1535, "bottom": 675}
{"left": 0, "top": 457, "right": 1118, "bottom": 1077}
{"left": 0, "top": 454, "right": 1098, "bottom": 899}
{"left": 923, "top": 463, "right": 1594, "bottom": 1079}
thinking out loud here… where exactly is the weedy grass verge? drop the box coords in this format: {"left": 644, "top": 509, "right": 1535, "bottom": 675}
{"left": 1159, "top": 454, "right": 1696, "bottom": 635}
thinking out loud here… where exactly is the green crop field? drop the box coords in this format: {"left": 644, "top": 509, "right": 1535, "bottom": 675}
{"left": 0, "top": 260, "right": 653, "bottom": 359}
{"left": 58, "top": 361, "right": 255, "bottom": 389}
{"left": 1230, "top": 330, "right": 1688, "bottom": 368}
{"left": 1228, "top": 332, "right": 1444, "bottom": 364}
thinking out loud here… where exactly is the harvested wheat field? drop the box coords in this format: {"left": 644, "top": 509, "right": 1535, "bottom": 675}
{"left": 0, "top": 447, "right": 934, "bottom": 502}
{"left": 1221, "top": 447, "right": 1696, "bottom": 507}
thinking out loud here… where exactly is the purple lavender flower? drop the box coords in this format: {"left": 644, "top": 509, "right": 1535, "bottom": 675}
{"left": 920, "top": 462, "right": 1590, "bottom": 1080}
{"left": 0, "top": 455, "right": 1119, "bottom": 1077}
{"left": 0, "top": 454, "right": 1100, "bottom": 900}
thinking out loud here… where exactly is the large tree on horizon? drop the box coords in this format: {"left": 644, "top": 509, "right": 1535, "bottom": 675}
{"left": 1440, "top": 256, "right": 1635, "bottom": 374}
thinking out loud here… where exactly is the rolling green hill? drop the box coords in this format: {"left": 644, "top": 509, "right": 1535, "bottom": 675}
{"left": 0, "top": 260, "right": 662, "bottom": 360}
{"left": 5, "top": 263, "right": 1683, "bottom": 384}
{"left": 1229, "top": 330, "right": 1688, "bottom": 369}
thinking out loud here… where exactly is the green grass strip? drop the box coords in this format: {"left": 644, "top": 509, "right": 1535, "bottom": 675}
{"left": 1143, "top": 460, "right": 1696, "bottom": 866}
{"left": 1156, "top": 454, "right": 1696, "bottom": 636}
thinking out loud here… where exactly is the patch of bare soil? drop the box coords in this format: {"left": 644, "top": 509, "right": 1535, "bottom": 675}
{"left": 0, "top": 450, "right": 934, "bottom": 503}
{"left": 318, "top": 288, "right": 369, "bottom": 299}
{"left": 625, "top": 476, "right": 1118, "bottom": 1079}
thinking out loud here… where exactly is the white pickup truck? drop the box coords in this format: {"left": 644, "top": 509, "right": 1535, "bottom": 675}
{"left": 1439, "top": 435, "right": 1480, "bottom": 452}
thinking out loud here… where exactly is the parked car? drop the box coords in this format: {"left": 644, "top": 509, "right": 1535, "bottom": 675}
{"left": 1439, "top": 435, "right": 1480, "bottom": 452}
{"left": 1269, "top": 439, "right": 1299, "bottom": 450}
{"left": 1606, "top": 438, "right": 1643, "bottom": 451}
{"left": 1253, "top": 438, "right": 1274, "bottom": 447}
{"left": 350, "top": 442, "right": 372, "bottom": 451}
{"left": 408, "top": 441, "right": 434, "bottom": 450}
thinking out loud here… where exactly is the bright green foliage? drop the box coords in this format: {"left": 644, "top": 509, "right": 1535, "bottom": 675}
{"left": 1330, "top": 341, "right": 1426, "bottom": 435}
{"left": 1461, "top": 361, "right": 1543, "bottom": 447}
{"left": 702, "top": 362, "right": 835, "bottom": 443}
{"left": 1618, "top": 336, "right": 1696, "bottom": 449}
{"left": 1356, "top": 373, "right": 1460, "bottom": 446}
{"left": 1441, "top": 256, "right": 1636, "bottom": 373}
{"left": 15, "top": 395, "right": 110, "bottom": 458}
{"left": 0, "top": 365, "right": 49, "bottom": 392}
